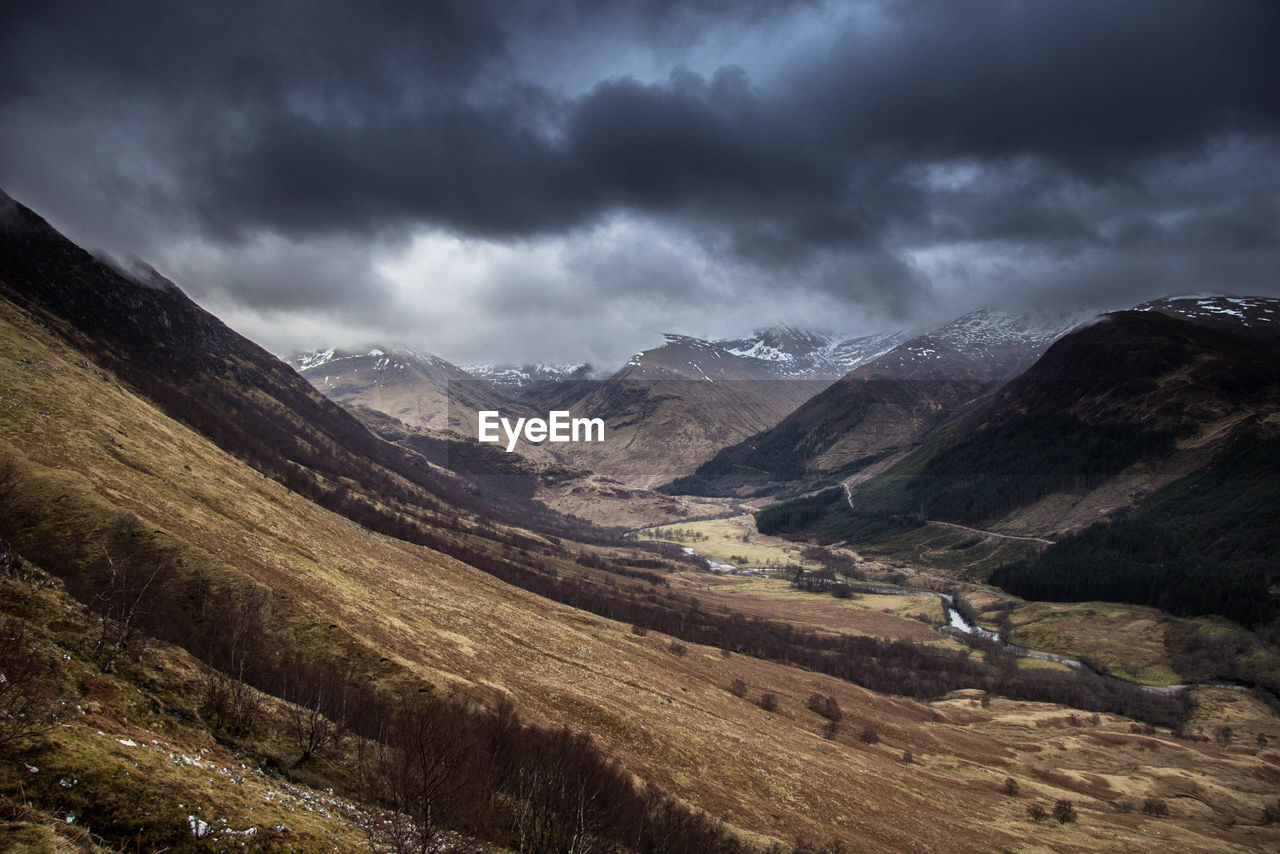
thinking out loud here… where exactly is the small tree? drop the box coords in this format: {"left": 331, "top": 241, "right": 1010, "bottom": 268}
{"left": 372, "top": 697, "right": 487, "bottom": 853}
{"left": 1026, "top": 803, "right": 1047, "bottom": 822}
{"left": 759, "top": 693, "right": 778, "bottom": 713}
{"left": 728, "top": 679, "right": 748, "bottom": 698}
{"left": 88, "top": 546, "right": 171, "bottom": 671}
{"left": 0, "top": 617, "right": 58, "bottom": 752}
{"left": 901, "top": 750, "right": 912, "bottom": 764}
{"left": 1053, "top": 799, "right": 1077, "bottom": 824}
{"left": 1003, "top": 777, "right": 1020, "bottom": 797}
{"left": 1214, "top": 725, "right": 1233, "bottom": 748}
{"left": 822, "top": 719, "right": 838, "bottom": 740}
{"left": 1257, "top": 732, "right": 1268, "bottom": 749}
{"left": 860, "top": 726, "right": 878, "bottom": 745}
{"left": 667, "top": 640, "right": 688, "bottom": 657}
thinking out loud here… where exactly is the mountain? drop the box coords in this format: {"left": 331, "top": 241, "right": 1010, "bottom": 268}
{"left": 843, "top": 307, "right": 1280, "bottom": 529}
{"left": 510, "top": 325, "right": 908, "bottom": 485}
{"left": 676, "top": 308, "right": 1082, "bottom": 486}
{"left": 856, "top": 308, "right": 1082, "bottom": 381}
{"left": 290, "top": 346, "right": 528, "bottom": 435}
{"left": 622, "top": 325, "right": 908, "bottom": 381}
{"left": 1135, "top": 293, "right": 1280, "bottom": 335}
{"left": 462, "top": 360, "right": 595, "bottom": 388}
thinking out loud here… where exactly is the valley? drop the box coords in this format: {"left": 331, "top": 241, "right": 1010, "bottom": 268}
{"left": 1, "top": 192, "right": 1278, "bottom": 853}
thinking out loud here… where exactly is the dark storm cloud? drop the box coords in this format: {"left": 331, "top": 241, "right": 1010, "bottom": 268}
{"left": 802, "top": 1, "right": 1280, "bottom": 171}
{"left": 0, "top": 0, "right": 1278, "bottom": 348}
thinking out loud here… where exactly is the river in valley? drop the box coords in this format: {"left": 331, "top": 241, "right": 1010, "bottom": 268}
{"left": 639, "top": 536, "right": 1088, "bottom": 669}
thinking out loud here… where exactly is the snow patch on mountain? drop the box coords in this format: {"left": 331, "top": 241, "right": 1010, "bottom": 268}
{"left": 288, "top": 348, "right": 456, "bottom": 379}
{"left": 463, "top": 362, "right": 593, "bottom": 388}
{"left": 624, "top": 325, "right": 910, "bottom": 380}
{"left": 1135, "top": 294, "right": 1280, "bottom": 327}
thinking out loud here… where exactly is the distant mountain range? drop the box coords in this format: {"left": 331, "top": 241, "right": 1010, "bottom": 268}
{"left": 288, "top": 313, "right": 1081, "bottom": 483}
{"left": 288, "top": 324, "right": 908, "bottom": 483}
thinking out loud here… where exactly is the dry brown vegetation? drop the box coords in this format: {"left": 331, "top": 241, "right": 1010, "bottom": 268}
{"left": 1, "top": 293, "right": 1279, "bottom": 851}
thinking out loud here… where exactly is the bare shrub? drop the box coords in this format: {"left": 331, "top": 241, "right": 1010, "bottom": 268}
{"left": 822, "top": 719, "right": 838, "bottom": 740}
{"left": 1141, "top": 797, "right": 1168, "bottom": 817}
{"left": 1003, "top": 777, "right": 1020, "bottom": 797}
{"left": 806, "top": 693, "right": 842, "bottom": 721}
{"left": 1026, "top": 803, "right": 1048, "bottom": 822}
{"left": 668, "top": 640, "right": 688, "bottom": 657}
{"left": 759, "top": 693, "right": 778, "bottom": 713}
{"left": 728, "top": 679, "right": 748, "bottom": 698}
{"left": 793, "top": 838, "right": 847, "bottom": 854}
{"left": 859, "top": 726, "right": 878, "bottom": 745}
{"left": 279, "top": 656, "right": 350, "bottom": 766}
{"left": 630, "top": 623, "right": 647, "bottom": 636}
{"left": 1053, "top": 799, "right": 1077, "bottom": 824}
{"left": 202, "top": 671, "right": 263, "bottom": 737}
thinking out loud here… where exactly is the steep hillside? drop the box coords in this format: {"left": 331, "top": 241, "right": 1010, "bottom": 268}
{"left": 0, "top": 190, "right": 599, "bottom": 543}
{"left": 991, "top": 427, "right": 1280, "bottom": 628}
{"left": 851, "top": 309, "right": 1280, "bottom": 531}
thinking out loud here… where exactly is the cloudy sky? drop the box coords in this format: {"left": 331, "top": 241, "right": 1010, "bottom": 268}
{"left": 2, "top": 1, "right": 1277, "bottom": 367}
